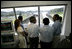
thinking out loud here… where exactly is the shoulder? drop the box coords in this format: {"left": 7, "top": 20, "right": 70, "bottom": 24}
{"left": 17, "top": 26, "right": 23, "bottom": 32}
{"left": 18, "top": 26, "right": 23, "bottom": 29}
{"left": 53, "top": 21, "right": 60, "bottom": 26}
{"left": 48, "top": 25, "right": 53, "bottom": 29}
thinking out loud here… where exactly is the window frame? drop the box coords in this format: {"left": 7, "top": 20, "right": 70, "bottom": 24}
{"left": 1, "top": 4, "right": 67, "bottom": 27}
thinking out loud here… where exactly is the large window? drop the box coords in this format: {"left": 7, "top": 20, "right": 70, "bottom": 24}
{"left": 40, "top": 5, "right": 65, "bottom": 26}
{"left": 15, "top": 7, "right": 38, "bottom": 25}
{"left": 1, "top": 8, "right": 15, "bottom": 25}
{"left": 1, "top": 5, "right": 66, "bottom": 35}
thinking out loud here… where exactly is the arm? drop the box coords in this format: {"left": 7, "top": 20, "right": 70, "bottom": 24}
{"left": 24, "top": 28, "right": 28, "bottom": 36}
{"left": 46, "top": 14, "right": 53, "bottom": 21}
{"left": 17, "top": 26, "right": 26, "bottom": 36}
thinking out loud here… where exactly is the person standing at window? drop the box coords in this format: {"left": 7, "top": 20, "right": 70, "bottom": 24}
{"left": 26, "top": 16, "right": 39, "bottom": 48}
{"left": 18, "top": 16, "right": 24, "bottom": 30}
{"left": 39, "top": 18, "right": 54, "bottom": 48}
{"left": 14, "top": 19, "right": 27, "bottom": 48}
{"left": 18, "top": 16, "right": 28, "bottom": 46}
{"left": 52, "top": 14, "right": 62, "bottom": 48}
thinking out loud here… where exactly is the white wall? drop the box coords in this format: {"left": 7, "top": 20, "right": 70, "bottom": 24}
{"left": 1, "top": 1, "right": 71, "bottom": 36}
{"left": 63, "top": 2, "right": 71, "bottom": 36}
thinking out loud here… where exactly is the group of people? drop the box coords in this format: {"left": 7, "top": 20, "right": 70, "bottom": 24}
{"left": 14, "top": 14, "right": 62, "bottom": 48}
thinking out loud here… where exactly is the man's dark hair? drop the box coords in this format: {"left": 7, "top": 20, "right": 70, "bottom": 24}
{"left": 54, "top": 14, "right": 60, "bottom": 20}
{"left": 18, "top": 16, "right": 23, "bottom": 21}
{"left": 59, "top": 16, "right": 62, "bottom": 22}
{"left": 43, "top": 18, "right": 49, "bottom": 25}
{"left": 30, "top": 16, "right": 36, "bottom": 23}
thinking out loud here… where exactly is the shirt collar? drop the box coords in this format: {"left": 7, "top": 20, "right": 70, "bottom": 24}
{"left": 55, "top": 20, "right": 60, "bottom": 22}
{"left": 30, "top": 23, "right": 35, "bottom": 25}
{"left": 44, "top": 25, "right": 49, "bottom": 27}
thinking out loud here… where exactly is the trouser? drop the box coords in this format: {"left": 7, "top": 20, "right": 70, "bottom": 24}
{"left": 29, "top": 37, "right": 39, "bottom": 48}
{"left": 40, "top": 41, "right": 53, "bottom": 48}
{"left": 52, "top": 36, "right": 60, "bottom": 48}
{"left": 25, "top": 36, "right": 28, "bottom": 47}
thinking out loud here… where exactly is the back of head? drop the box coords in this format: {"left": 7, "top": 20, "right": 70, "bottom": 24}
{"left": 30, "top": 16, "right": 36, "bottom": 23}
{"left": 43, "top": 18, "right": 49, "bottom": 25}
{"left": 14, "top": 19, "right": 20, "bottom": 31}
{"left": 53, "top": 14, "right": 60, "bottom": 21}
{"left": 18, "top": 16, "right": 23, "bottom": 21}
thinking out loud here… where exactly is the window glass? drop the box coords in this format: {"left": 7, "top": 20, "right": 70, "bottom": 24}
{"left": 15, "top": 7, "right": 38, "bottom": 25}
{"left": 1, "top": 8, "right": 15, "bottom": 25}
{"left": 40, "top": 5, "right": 65, "bottom": 26}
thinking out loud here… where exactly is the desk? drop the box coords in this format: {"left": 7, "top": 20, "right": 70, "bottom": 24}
{"left": 1, "top": 33, "right": 19, "bottom": 48}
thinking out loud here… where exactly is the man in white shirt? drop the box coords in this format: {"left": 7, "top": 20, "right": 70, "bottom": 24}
{"left": 52, "top": 14, "right": 62, "bottom": 48}
{"left": 39, "top": 18, "right": 54, "bottom": 48}
{"left": 46, "top": 14, "right": 62, "bottom": 36}
{"left": 26, "top": 16, "right": 39, "bottom": 48}
{"left": 52, "top": 14, "right": 62, "bottom": 36}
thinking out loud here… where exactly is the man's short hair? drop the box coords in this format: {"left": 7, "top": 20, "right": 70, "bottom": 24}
{"left": 18, "top": 16, "right": 23, "bottom": 21}
{"left": 30, "top": 16, "right": 36, "bottom": 23}
{"left": 43, "top": 18, "right": 49, "bottom": 25}
{"left": 54, "top": 14, "right": 60, "bottom": 20}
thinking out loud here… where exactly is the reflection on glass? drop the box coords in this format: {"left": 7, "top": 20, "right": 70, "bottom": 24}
{"left": 15, "top": 7, "right": 38, "bottom": 25}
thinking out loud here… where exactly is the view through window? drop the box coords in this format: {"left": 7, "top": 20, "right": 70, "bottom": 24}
{"left": 40, "top": 5, "right": 65, "bottom": 27}
{"left": 1, "top": 8, "right": 15, "bottom": 25}
{"left": 15, "top": 7, "right": 38, "bottom": 25}
{"left": 1, "top": 5, "right": 66, "bottom": 35}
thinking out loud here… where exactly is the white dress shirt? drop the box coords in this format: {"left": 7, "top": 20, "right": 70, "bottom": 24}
{"left": 39, "top": 25, "right": 54, "bottom": 42}
{"left": 52, "top": 20, "right": 62, "bottom": 48}
{"left": 52, "top": 20, "right": 62, "bottom": 36}
{"left": 27, "top": 23, "right": 39, "bottom": 38}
